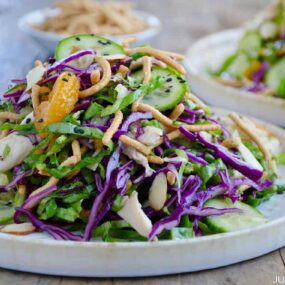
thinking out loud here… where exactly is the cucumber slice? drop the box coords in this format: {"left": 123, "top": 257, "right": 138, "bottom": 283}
{"left": 203, "top": 198, "right": 267, "bottom": 233}
{"left": 55, "top": 34, "right": 125, "bottom": 61}
{"left": 226, "top": 53, "right": 252, "bottom": 79}
{"left": 265, "top": 57, "right": 285, "bottom": 97}
{"left": 131, "top": 67, "right": 188, "bottom": 111}
{"left": 238, "top": 32, "right": 262, "bottom": 58}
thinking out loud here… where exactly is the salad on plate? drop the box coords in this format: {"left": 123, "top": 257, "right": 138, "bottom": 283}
{"left": 0, "top": 34, "right": 284, "bottom": 242}
{"left": 212, "top": 0, "right": 285, "bottom": 98}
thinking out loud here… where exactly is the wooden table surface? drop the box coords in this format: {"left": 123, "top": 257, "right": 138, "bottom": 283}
{"left": 0, "top": 0, "right": 284, "bottom": 284}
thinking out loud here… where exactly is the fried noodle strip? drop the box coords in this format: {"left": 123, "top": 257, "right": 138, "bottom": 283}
{"left": 132, "top": 56, "right": 152, "bottom": 111}
{"left": 137, "top": 102, "right": 176, "bottom": 128}
{"left": 90, "top": 70, "right": 101, "bottom": 85}
{"left": 122, "top": 37, "right": 137, "bottom": 49}
{"left": 126, "top": 47, "right": 186, "bottom": 74}
{"left": 31, "top": 85, "right": 41, "bottom": 110}
{"left": 30, "top": 140, "right": 82, "bottom": 197}
{"left": 119, "top": 135, "right": 151, "bottom": 156}
{"left": 184, "top": 92, "right": 209, "bottom": 111}
{"left": 118, "top": 65, "right": 129, "bottom": 78}
{"left": 147, "top": 155, "right": 164, "bottom": 165}
{"left": 102, "top": 110, "right": 123, "bottom": 146}
{"left": 169, "top": 103, "right": 185, "bottom": 120}
{"left": 79, "top": 56, "right": 111, "bottom": 98}
{"left": 0, "top": 112, "right": 20, "bottom": 121}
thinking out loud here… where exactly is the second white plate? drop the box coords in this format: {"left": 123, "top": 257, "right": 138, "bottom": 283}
{"left": 185, "top": 28, "right": 285, "bottom": 127}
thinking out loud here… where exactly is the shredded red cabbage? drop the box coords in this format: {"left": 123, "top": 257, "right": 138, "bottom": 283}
{"left": 148, "top": 206, "right": 241, "bottom": 240}
{"left": 0, "top": 170, "right": 33, "bottom": 192}
{"left": 15, "top": 207, "right": 83, "bottom": 241}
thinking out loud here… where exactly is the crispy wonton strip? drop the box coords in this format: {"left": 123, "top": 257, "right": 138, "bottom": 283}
{"left": 229, "top": 112, "right": 274, "bottom": 171}
{"left": 90, "top": 70, "right": 101, "bottom": 85}
{"left": 102, "top": 110, "right": 123, "bottom": 146}
{"left": 119, "top": 135, "right": 151, "bottom": 156}
{"left": 122, "top": 37, "right": 137, "bottom": 49}
{"left": 142, "top": 56, "right": 152, "bottom": 84}
{"left": 31, "top": 85, "right": 41, "bottom": 110}
{"left": 137, "top": 102, "right": 176, "bottom": 128}
{"left": 30, "top": 177, "right": 59, "bottom": 197}
{"left": 103, "top": 54, "right": 127, "bottom": 61}
{"left": 184, "top": 93, "right": 209, "bottom": 111}
{"left": 66, "top": 146, "right": 88, "bottom": 180}
{"left": 132, "top": 56, "right": 152, "bottom": 111}
{"left": 222, "top": 137, "right": 241, "bottom": 149}
{"left": 79, "top": 56, "right": 111, "bottom": 98}
{"left": 72, "top": 140, "right": 81, "bottom": 162}
{"left": 118, "top": 65, "right": 129, "bottom": 78}
{"left": 169, "top": 103, "right": 185, "bottom": 120}
{"left": 0, "top": 112, "right": 20, "bottom": 121}
{"left": 166, "top": 124, "right": 221, "bottom": 140}
{"left": 147, "top": 155, "right": 164, "bottom": 165}
{"left": 162, "top": 51, "right": 185, "bottom": 61}
{"left": 18, "top": 184, "right": 27, "bottom": 196}
{"left": 127, "top": 47, "right": 186, "bottom": 74}
{"left": 30, "top": 141, "right": 82, "bottom": 197}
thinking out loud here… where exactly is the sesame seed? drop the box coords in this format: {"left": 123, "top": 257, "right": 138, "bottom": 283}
{"left": 73, "top": 127, "right": 85, "bottom": 134}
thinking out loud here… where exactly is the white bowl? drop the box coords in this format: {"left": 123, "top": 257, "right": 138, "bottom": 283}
{"left": 185, "top": 28, "right": 285, "bottom": 127}
{"left": 18, "top": 8, "right": 161, "bottom": 54}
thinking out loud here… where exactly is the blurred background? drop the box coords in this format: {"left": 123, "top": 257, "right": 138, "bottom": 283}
{"left": 0, "top": 0, "right": 268, "bottom": 92}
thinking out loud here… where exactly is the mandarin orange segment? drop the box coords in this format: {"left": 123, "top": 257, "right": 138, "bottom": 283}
{"left": 45, "top": 72, "right": 80, "bottom": 125}
{"left": 243, "top": 61, "right": 261, "bottom": 79}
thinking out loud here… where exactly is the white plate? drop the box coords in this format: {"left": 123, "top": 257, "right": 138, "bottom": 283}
{"left": 18, "top": 8, "right": 161, "bottom": 53}
{"left": 0, "top": 109, "right": 285, "bottom": 277}
{"left": 184, "top": 28, "right": 285, "bottom": 127}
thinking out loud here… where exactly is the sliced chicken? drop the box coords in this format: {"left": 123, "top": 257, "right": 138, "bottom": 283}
{"left": 25, "top": 65, "right": 46, "bottom": 91}
{"left": 118, "top": 191, "right": 152, "bottom": 238}
{"left": 238, "top": 142, "right": 263, "bottom": 171}
{"left": 0, "top": 133, "right": 34, "bottom": 172}
{"left": 122, "top": 145, "right": 154, "bottom": 177}
{"left": 137, "top": 126, "right": 163, "bottom": 146}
